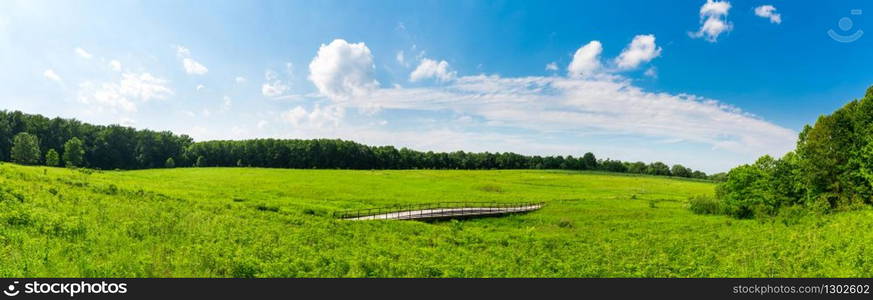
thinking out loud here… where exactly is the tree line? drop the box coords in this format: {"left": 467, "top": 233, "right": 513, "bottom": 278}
{"left": 0, "top": 110, "right": 717, "bottom": 179}
{"left": 712, "top": 86, "right": 873, "bottom": 218}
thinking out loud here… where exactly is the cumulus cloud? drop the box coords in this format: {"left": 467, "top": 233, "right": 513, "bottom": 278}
{"left": 75, "top": 47, "right": 92, "bottom": 59}
{"left": 410, "top": 58, "right": 456, "bottom": 82}
{"left": 615, "top": 34, "right": 662, "bottom": 69}
{"left": 308, "top": 39, "right": 378, "bottom": 100}
{"left": 176, "top": 46, "right": 208, "bottom": 75}
{"left": 43, "top": 69, "right": 61, "bottom": 82}
{"left": 754, "top": 5, "right": 781, "bottom": 24}
{"left": 690, "top": 0, "right": 733, "bottom": 42}
{"left": 109, "top": 60, "right": 122, "bottom": 72}
{"left": 235, "top": 76, "right": 246, "bottom": 84}
{"left": 567, "top": 41, "right": 602, "bottom": 77}
{"left": 77, "top": 72, "right": 173, "bottom": 112}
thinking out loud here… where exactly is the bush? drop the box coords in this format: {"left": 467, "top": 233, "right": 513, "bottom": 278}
{"left": 777, "top": 205, "right": 809, "bottom": 225}
{"left": 688, "top": 195, "right": 722, "bottom": 215}
{"left": 715, "top": 157, "right": 780, "bottom": 219}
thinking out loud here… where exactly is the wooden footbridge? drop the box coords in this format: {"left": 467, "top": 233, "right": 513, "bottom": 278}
{"left": 335, "top": 201, "right": 544, "bottom": 221}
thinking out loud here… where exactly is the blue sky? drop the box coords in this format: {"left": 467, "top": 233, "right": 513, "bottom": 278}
{"left": 1, "top": 0, "right": 871, "bottom": 172}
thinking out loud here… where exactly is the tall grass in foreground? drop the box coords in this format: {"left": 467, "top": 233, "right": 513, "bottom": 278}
{"left": 2, "top": 164, "right": 873, "bottom": 277}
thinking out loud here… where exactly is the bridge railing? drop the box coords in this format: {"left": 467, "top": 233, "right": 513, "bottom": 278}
{"left": 333, "top": 201, "right": 545, "bottom": 220}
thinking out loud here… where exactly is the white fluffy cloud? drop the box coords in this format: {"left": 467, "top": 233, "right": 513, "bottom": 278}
{"left": 109, "top": 60, "right": 122, "bottom": 72}
{"left": 183, "top": 59, "right": 208, "bottom": 75}
{"left": 281, "top": 105, "right": 344, "bottom": 128}
{"left": 43, "top": 69, "right": 61, "bottom": 82}
{"left": 308, "top": 39, "right": 378, "bottom": 100}
{"left": 410, "top": 58, "right": 456, "bottom": 82}
{"left": 351, "top": 74, "right": 795, "bottom": 161}
{"left": 261, "top": 70, "right": 289, "bottom": 97}
{"left": 176, "top": 46, "right": 208, "bottom": 75}
{"left": 690, "top": 0, "right": 733, "bottom": 42}
{"left": 615, "top": 34, "right": 662, "bottom": 69}
{"left": 235, "top": 76, "right": 246, "bottom": 84}
{"left": 567, "top": 41, "right": 602, "bottom": 77}
{"left": 754, "top": 5, "right": 782, "bottom": 24}
{"left": 75, "top": 47, "right": 92, "bottom": 59}
{"left": 77, "top": 73, "right": 173, "bottom": 112}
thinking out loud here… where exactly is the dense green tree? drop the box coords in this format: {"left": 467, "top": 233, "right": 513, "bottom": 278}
{"left": 63, "top": 137, "right": 85, "bottom": 168}
{"left": 11, "top": 132, "right": 40, "bottom": 165}
{"left": 195, "top": 156, "right": 207, "bottom": 167}
{"left": 0, "top": 110, "right": 707, "bottom": 179}
{"left": 715, "top": 156, "right": 779, "bottom": 218}
{"left": 45, "top": 149, "right": 60, "bottom": 167}
{"left": 646, "top": 162, "right": 671, "bottom": 176}
{"left": 691, "top": 170, "right": 708, "bottom": 179}
{"left": 627, "top": 161, "right": 647, "bottom": 174}
{"left": 580, "top": 152, "right": 597, "bottom": 170}
{"left": 599, "top": 159, "right": 627, "bottom": 173}
{"left": 715, "top": 85, "right": 873, "bottom": 217}
{"left": 165, "top": 157, "right": 176, "bottom": 168}
{"left": 671, "top": 164, "right": 691, "bottom": 178}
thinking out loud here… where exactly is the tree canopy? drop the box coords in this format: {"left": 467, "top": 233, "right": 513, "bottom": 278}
{"left": 11, "top": 132, "right": 40, "bottom": 165}
{"left": 715, "top": 86, "right": 873, "bottom": 218}
{"left": 0, "top": 110, "right": 712, "bottom": 179}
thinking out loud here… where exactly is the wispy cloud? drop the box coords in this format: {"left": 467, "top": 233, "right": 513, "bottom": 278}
{"left": 75, "top": 47, "right": 92, "bottom": 59}
{"left": 43, "top": 69, "right": 62, "bottom": 82}
{"left": 754, "top": 5, "right": 782, "bottom": 24}
{"left": 176, "top": 45, "right": 208, "bottom": 75}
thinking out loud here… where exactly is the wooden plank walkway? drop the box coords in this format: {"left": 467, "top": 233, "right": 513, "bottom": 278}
{"left": 343, "top": 204, "right": 543, "bottom": 221}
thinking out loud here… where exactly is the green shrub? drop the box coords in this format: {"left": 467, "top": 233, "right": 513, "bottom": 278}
{"left": 255, "top": 204, "right": 279, "bottom": 212}
{"left": 688, "top": 195, "right": 722, "bottom": 215}
{"left": 777, "top": 205, "right": 809, "bottom": 225}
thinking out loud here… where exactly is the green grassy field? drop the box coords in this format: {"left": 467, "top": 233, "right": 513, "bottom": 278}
{"left": 2, "top": 163, "right": 873, "bottom": 277}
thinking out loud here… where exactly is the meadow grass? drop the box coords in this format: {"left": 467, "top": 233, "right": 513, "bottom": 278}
{"left": 1, "top": 163, "right": 872, "bottom": 277}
